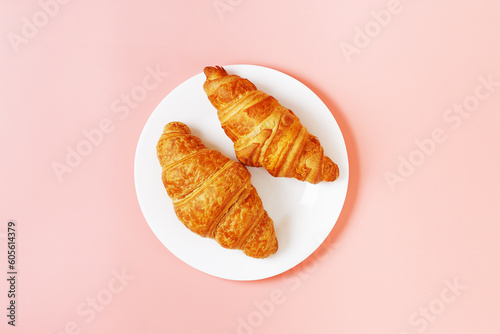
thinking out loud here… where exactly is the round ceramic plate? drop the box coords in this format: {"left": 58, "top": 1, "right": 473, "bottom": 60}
{"left": 134, "top": 64, "right": 349, "bottom": 281}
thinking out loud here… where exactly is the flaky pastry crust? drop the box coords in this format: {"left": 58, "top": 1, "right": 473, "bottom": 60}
{"left": 203, "top": 66, "right": 339, "bottom": 184}
{"left": 156, "top": 121, "right": 278, "bottom": 258}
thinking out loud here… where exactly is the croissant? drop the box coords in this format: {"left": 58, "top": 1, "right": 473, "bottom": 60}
{"left": 156, "top": 121, "right": 278, "bottom": 258}
{"left": 203, "top": 66, "right": 339, "bottom": 184}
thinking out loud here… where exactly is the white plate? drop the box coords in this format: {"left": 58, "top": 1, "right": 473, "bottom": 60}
{"left": 134, "top": 64, "right": 349, "bottom": 281}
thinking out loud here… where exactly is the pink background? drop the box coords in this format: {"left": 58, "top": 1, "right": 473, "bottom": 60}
{"left": 2, "top": 0, "right": 500, "bottom": 333}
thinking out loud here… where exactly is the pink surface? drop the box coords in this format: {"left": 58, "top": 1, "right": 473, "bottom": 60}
{"left": 1, "top": 0, "right": 500, "bottom": 333}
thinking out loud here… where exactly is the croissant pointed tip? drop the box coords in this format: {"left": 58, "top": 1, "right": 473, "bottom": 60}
{"left": 204, "top": 66, "right": 228, "bottom": 80}
{"left": 163, "top": 121, "right": 190, "bottom": 135}
{"left": 321, "top": 157, "right": 339, "bottom": 182}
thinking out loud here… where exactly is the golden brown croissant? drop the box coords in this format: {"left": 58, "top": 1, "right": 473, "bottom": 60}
{"left": 156, "top": 121, "right": 278, "bottom": 258}
{"left": 203, "top": 66, "right": 339, "bottom": 184}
